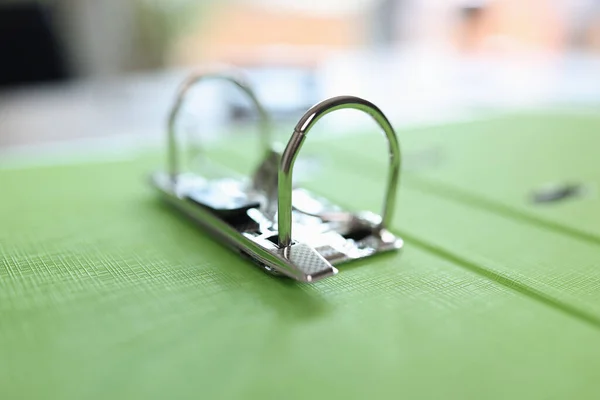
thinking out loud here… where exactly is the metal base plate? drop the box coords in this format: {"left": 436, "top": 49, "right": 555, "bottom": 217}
{"left": 151, "top": 172, "right": 403, "bottom": 282}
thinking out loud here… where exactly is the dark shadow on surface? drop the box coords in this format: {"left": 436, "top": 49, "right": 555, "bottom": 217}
{"left": 0, "top": 3, "right": 68, "bottom": 88}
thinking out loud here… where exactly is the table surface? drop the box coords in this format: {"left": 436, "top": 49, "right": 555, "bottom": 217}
{"left": 2, "top": 111, "right": 600, "bottom": 399}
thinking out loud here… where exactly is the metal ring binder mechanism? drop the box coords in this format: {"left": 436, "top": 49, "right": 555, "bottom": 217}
{"left": 151, "top": 69, "right": 403, "bottom": 282}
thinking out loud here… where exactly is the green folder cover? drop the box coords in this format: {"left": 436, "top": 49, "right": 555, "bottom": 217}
{"left": 2, "top": 113, "right": 600, "bottom": 399}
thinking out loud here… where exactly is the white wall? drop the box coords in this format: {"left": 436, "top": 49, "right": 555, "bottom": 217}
{"left": 54, "top": 0, "right": 136, "bottom": 78}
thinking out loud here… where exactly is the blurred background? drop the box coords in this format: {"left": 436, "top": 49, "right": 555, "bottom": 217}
{"left": 1, "top": 0, "right": 600, "bottom": 155}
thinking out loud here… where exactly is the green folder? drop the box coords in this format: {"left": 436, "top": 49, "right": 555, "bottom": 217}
{"left": 2, "top": 113, "right": 600, "bottom": 399}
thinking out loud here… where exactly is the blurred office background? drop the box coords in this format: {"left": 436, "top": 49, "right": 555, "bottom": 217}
{"left": 1, "top": 0, "right": 600, "bottom": 150}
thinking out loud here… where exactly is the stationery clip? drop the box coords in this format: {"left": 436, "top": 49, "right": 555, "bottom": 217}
{"left": 151, "top": 70, "right": 403, "bottom": 282}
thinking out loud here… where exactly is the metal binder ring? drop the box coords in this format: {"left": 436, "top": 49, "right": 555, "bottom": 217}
{"left": 277, "top": 96, "right": 401, "bottom": 248}
{"left": 167, "top": 69, "right": 270, "bottom": 183}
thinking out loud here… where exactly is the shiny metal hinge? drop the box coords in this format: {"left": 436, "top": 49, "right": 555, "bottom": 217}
{"left": 150, "top": 68, "right": 403, "bottom": 283}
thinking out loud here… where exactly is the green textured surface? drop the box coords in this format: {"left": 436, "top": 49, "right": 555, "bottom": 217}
{"left": 301, "top": 112, "right": 600, "bottom": 323}
{"left": 332, "top": 112, "right": 600, "bottom": 242}
{"left": 2, "top": 114, "right": 600, "bottom": 399}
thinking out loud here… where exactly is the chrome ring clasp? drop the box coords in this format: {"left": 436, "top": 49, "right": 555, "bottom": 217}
{"left": 167, "top": 68, "right": 271, "bottom": 185}
{"left": 277, "top": 95, "right": 401, "bottom": 247}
